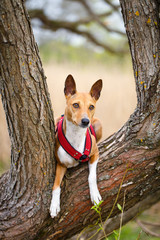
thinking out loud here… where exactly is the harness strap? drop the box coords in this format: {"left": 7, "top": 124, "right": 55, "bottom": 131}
{"left": 57, "top": 116, "right": 94, "bottom": 163}
{"left": 89, "top": 124, "right": 96, "bottom": 140}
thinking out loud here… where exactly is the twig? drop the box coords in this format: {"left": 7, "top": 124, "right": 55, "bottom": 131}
{"left": 47, "top": 230, "right": 62, "bottom": 240}
{"left": 140, "top": 220, "right": 160, "bottom": 227}
{"left": 118, "top": 190, "right": 126, "bottom": 240}
{"left": 136, "top": 230, "right": 142, "bottom": 240}
{"left": 104, "top": 167, "right": 131, "bottom": 224}
{"left": 136, "top": 219, "right": 160, "bottom": 238}
{"left": 80, "top": 0, "right": 126, "bottom": 36}
{"left": 104, "top": 0, "right": 120, "bottom": 13}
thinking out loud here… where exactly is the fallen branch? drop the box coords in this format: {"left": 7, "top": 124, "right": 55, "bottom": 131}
{"left": 136, "top": 219, "right": 160, "bottom": 238}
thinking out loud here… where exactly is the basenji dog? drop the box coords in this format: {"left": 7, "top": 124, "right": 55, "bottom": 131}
{"left": 50, "top": 74, "right": 103, "bottom": 218}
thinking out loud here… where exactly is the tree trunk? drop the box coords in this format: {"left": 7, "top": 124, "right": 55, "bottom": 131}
{"left": 0, "top": 0, "right": 160, "bottom": 240}
{"left": 0, "top": 0, "right": 55, "bottom": 239}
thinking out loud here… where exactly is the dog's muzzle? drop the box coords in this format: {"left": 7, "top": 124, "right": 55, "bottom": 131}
{"left": 81, "top": 118, "right": 89, "bottom": 127}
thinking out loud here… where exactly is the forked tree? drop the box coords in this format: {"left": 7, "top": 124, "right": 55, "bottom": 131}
{"left": 0, "top": 0, "right": 160, "bottom": 240}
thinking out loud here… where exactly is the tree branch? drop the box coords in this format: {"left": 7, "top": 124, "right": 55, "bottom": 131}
{"left": 80, "top": 0, "right": 126, "bottom": 36}
{"left": 28, "top": 8, "right": 127, "bottom": 54}
{"left": 139, "top": 221, "right": 160, "bottom": 228}
{"left": 136, "top": 219, "right": 160, "bottom": 238}
{"left": 104, "top": 0, "right": 120, "bottom": 12}
{"left": 71, "top": 190, "right": 160, "bottom": 240}
{"left": 28, "top": 8, "right": 114, "bottom": 29}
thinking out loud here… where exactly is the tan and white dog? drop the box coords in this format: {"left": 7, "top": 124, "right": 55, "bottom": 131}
{"left": 50, "top": 74, "right": 102, "bottom": 218}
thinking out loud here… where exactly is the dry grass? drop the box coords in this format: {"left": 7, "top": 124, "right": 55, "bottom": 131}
{"left": 0, "top": 62, "right": 136, "bottom": 174}
{"left": 0, "top": 100, "right": 10, "bottom": 170}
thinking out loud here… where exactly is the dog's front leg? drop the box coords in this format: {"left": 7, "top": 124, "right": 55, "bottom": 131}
{"left": 50, "top": 163, "right": 67, "bottom": 218}
{"left": 88, "top": 153, "right": 102, "bottom": 205}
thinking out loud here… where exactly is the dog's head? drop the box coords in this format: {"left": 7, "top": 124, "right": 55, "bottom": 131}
{"left": 64, "top": 74, "right": 102, "bottom": 128}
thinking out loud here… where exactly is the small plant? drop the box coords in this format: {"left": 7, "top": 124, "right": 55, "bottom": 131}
{"left": 90, "top": 201, "right": 125, "bottom": 240}
{"left": 91, "top": 200, "right": 107, "bottom": 239}
{"left": 77, "top": 166, "right": 132, "bottom": 240}
{"left": 117, "top": 203, "right": 123, "bottom": 212}
{"left": 116, "top": 202, "right": 124, "bottom": 240}
{"left": 91, "top": 200, "right": 104, "bottom": 215}
{"left": 113, "top": 230, "right": 119, "bottom": 240}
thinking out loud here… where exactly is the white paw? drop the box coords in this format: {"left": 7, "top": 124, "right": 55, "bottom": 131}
{"left": 50, "top": 187, "right": 61, "bottom": 218}
{"left": 88, "top": 160, "right": 102, "bottom": 205}
{"left": 90, "top": 187, "right": 102, "bottom": 205}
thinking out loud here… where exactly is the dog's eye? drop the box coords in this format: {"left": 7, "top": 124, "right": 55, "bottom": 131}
{"left": 73, "top": 103, "right": 79, "bottom": 108}
{"left": 89, "top": 105, "right": 95, "bottom": 110}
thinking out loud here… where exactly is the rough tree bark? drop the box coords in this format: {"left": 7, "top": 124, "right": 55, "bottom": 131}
{"left": 0, "top": 0, "right": 160, "bottom": 240}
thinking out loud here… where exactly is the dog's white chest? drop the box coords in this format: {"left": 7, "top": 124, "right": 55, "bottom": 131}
{"left": 57, "top": 119, "right": 86, "bottom": 168}
{"left": 58, "top": 147, "right": 79, "bottom": 168}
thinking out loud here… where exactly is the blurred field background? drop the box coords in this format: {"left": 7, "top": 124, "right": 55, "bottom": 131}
{"left": 0, "top": 0, "right": 160, "bottom": 239}
{"left": 0, "top": 43, "right": 137, "bottom": 175}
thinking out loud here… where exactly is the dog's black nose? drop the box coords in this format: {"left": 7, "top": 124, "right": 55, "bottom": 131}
{"left": 81, "top": 118, "right": 89, "bottom": 127}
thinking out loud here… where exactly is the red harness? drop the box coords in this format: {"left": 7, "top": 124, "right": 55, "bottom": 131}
{"left": 56, "top": 116, "right": 96, "bottom": 163}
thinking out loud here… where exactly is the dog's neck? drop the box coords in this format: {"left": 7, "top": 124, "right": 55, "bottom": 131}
{"left": 64, "top": 117, "right": 87, "bottom": 153}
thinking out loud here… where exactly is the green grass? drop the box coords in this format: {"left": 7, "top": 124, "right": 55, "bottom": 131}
{"left": 0, "top": 159, "right": 10, "bottom": 175}
{"left": 39, "top": 40, "right": 130, "bottom": 67}
{"left": 107, "top": 222, "right": 160, "bottom": 240}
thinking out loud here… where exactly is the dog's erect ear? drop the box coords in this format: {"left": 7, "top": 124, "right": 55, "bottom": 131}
{"left": 90, "top": 79, "right": 103, "bottom": 101}
{"left": 64, "top": 74, "right": 77, "bottom": 97}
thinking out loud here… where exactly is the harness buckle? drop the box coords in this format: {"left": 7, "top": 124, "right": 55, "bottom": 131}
{"left": 80, "top": 154, "right": 88, "bottom": 160}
